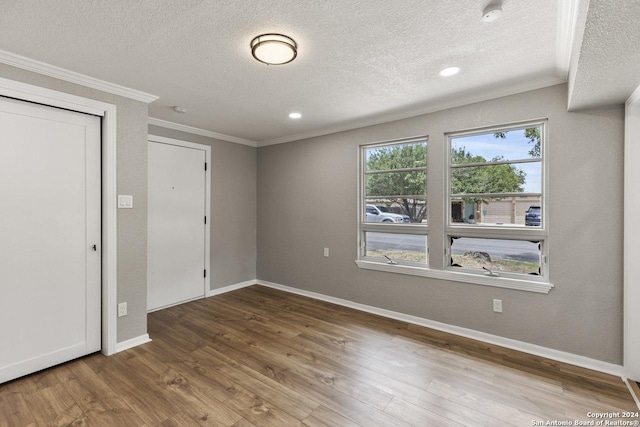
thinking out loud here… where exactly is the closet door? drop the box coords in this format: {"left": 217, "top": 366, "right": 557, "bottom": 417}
{"left": 0, "top": 97, "right": 101, "bottom": 383}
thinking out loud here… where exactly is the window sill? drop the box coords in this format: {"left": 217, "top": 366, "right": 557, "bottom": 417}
{"left": 354, "top": 260, "right": 553, "bottom": 293}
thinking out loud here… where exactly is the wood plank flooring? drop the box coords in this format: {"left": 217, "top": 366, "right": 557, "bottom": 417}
{"left": 1, "top": 285, "right": 638, "bottom": 426}
{"left": 629, "top": 380, "right": 640, "bottom": 407}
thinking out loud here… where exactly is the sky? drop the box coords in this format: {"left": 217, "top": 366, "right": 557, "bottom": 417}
{"left": 451, "top": 128, "right": 542, "bottom": 193}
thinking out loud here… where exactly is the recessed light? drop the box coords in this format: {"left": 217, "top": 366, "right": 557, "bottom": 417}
{"left": 439, "top": 67, "right": 460, "bottom": 77}
{"left": 482, "top": 4, "right": 503, "bottom": 22}
{"left": 289, "top": 112, "right": 302, "bottom": 119}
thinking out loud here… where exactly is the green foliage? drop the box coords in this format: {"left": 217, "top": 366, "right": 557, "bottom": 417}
{"left": 493, "top": 126, "right": 541, "bottom": 158}
{"left": 365, "top": 143, "right": 427, "bottom": 222}
{"left": 364, "top": 134, "right": 529, "bottom": 222}
{"left": 450, "top": 147, "right": 525, "bottom": 202}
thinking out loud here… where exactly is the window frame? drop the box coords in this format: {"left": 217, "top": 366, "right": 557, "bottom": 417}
{"left": 357, "top": 136, "right": 429, "bottom": 268}
{"left": 355, "top": 121, "right": 553, "bottom": 294}
{"left": 444, "top": 120, "right": 549, "bottom": 282}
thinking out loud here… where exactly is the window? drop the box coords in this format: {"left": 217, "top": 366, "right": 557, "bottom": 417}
{"left": 449, "top": 124, "right": 543, "bottom": 227}
{"left": 356, "top": 121, "right": 551, "bottom": 293}
{"left": 447, "top": 122, "right": 547, "bottom": 280}
{"left": 450, "top": 237, "right": 541, "bottom": 275}
{"left": 359, "top": 138, "right": 428, "bottom": 266}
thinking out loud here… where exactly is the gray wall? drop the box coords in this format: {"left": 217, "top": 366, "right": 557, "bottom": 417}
{"left": 257, "top": 84, "right": 625, "bottom": 364}
{"left": 1, "top": 65, "right": 623, "bottom": 364}
{"left": 148, "top": 126, "right": 257, "bottom": 290}
{"left": 0, "top": 64, "right": 149, "bottom": 343}
{"left": 0, "top": 66, "right": 257, "bottom": 344}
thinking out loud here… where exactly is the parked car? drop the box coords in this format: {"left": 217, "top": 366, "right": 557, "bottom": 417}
{"left": 525, "top": 205, "right": 541, "bottom": 226}
{"left": 366, "top": 204, "right": 410, "bottom": 223}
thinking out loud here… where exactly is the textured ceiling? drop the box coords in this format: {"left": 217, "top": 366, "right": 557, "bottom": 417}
{"left": 568, "top": 0, "right": 640, "bottom": 110}
{"left": 0, "top": 0, "right": 565, "bottom": 144}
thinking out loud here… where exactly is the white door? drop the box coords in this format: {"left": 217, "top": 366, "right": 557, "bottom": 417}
{"left": 147, "top": 141, "right": 207, "bottom": 311}
{"left": 0, "top": 97, "right": 101, "bottom": 384}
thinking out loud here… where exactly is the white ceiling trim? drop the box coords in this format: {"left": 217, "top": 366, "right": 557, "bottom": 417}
{"left": 627, "top": 84, "right": 640, "bottom": 106}
{"left": 258, "top": 75, "right": 565, "bottom": 147}
{"left": 0, "top": 76, "right": 106, "bottom": 116}
{"left": 556, "top": 0, "right": 581, "bottom": 79}
{"left": 148, "top": 117, "right": 257, "bottom": 147}
{"left": 0, "top": 49, "right": 158, "bottom": 104}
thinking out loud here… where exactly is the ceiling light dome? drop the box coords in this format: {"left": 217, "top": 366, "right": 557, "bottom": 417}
{"left": 250, "top": 33, "right": 297, "bottom": 65}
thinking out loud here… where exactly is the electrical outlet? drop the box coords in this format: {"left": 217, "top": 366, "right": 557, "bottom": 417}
{"left": 118, "top": 302, "right": 127, "bottom": 317}
{"left": 323, "top": 248, "right": 329, "bottom": 257}
{"left": 117, "top": 195, "right": 133, "bottom": 209}
{"left": 493, "top": 299, "right": 503, "bottom": 313}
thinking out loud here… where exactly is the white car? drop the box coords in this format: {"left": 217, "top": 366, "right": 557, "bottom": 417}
{"left": 366, "top": 204, "right": 410, "bottom": 223}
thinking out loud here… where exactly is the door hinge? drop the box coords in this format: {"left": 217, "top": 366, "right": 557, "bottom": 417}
{"left": 204, "top": 269, "right": 207, "bottom": 278}
{"left": 204, "top": 162, "right": 207, "bottom": 171}
{"left": 204, "top": 216, "right": 207, "bottom": 224}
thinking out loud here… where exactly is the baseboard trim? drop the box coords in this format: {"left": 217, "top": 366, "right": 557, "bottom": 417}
{"left": 147, "top": 294, "right": 207, "bottom": 313}
{"left": 207, "top": 280, "right": 257, "bottom": 297}
{"left": 115, "top": 334, "right": 152, "bottom": 353}
{"left": 205, "top": 278, "right": 623, "bottom": 377}
{"left": 255, "top": 280, "right": 624, "bottom": 377}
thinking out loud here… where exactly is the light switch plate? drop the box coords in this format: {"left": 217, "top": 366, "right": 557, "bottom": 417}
{"left": 118, "top": 195, "right": 133, "bottom": 209}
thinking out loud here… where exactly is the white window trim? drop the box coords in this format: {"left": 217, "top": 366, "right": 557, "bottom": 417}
{"left": 358, "top": 136, "right": 429, "bottom": 266}
{"left": 446, "top": 120, "right": 547, "bottom": 231}
{"left": 356, "top": 121, "right": 554, "bottom": 294}
{"left": 355, "top": 260, "right": 553, "bottom": 293}
{"left": 445, "top": 120, "right": 549, "bottom": 281}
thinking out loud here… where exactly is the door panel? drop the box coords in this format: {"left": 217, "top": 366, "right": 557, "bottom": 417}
{"left": 148, "top": 141, "right": 206, "bottom": 311}
{"left": 0, "top": 97, "right": 101, "bottom": 383}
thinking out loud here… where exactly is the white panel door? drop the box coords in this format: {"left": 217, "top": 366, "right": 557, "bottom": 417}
{"left": 0, "top": 97, "right": 101, "bottom": 384}
{"left": 148, "top": 141, "right": 206, "bottom": 311}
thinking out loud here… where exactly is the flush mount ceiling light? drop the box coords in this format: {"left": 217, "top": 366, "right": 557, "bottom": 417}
{"left": 289, "top": 112, "right": 302, "bottom": 119}
{"left": 439, "top": 67, "right": 460, "bottom": 77}
{"left": 482, "top": 3, "right": 503, "bottom": 22}
{"left": 250, "top": 33, "right": 297, "bottom": 65}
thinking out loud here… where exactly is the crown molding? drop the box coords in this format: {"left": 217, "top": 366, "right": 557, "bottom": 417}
{"left": 627, "top": 84, "right": 640, "bottom": 107}
{"left": 556, "top": 0, "right": 581, "bottom": 80}
{"left": 0, "top": 49, "right": 158, "bottom": 103}
{"left": 148, "top": 117, "right": 257, "bottom": 147}
{"left": 258, "top": 75, "right": 565, "bottom": 147}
